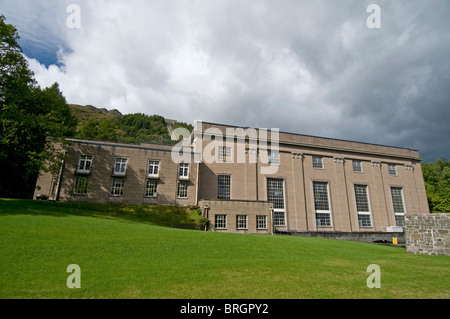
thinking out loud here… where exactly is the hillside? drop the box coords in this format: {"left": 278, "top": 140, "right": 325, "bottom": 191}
{"left": 69, "top": 104, "right": 122, "bottom": 129}
{"left": 68, "top": 104, "right": 193, "bottom": 145}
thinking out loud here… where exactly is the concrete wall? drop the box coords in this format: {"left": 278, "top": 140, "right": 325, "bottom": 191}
{"left": 194, "top": 122, "right": 430, "bottom": 234}
{"left": 405, "top": 214, "right": 450, "bottom": 256}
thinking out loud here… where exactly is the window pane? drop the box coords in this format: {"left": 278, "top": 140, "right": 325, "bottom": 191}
{"left": 352, "top": 160, "right": 362, "bottom": 172}
{"left": 354, "top": 185, "right": 370, "bottom": 212}
{"left": 148, "top": 160, "right": 160, "bottom": 175}
{"left": 316, "top": 213, "right": 331, "bottom": 226}
{"left": 256, "top": 216, "right": 267, "bottom": 229}
{"left": 177, "top": 181, "right": 188, "bottom": 198}
{"left": 236, "top": 215, "right": 247, "bottom": 229}
{"left": 267, "top": 178, "right": 284, "bottom": 209}
{"left": 219, "top": 146, "right": 232, "bottom": 161}
{"left": 391, "top": 187, "right": 405, "bottom": 213}
{"left": 273, "top": 211, "right": 285, "bottom": 226}
{"left": 114, "top": 158, "right": 127, "bottom": 172}
{"left": 179, "top": 163, "right": 189, "bottom": 177}
{"left": 145, "top": 179, "right": 157, "bottom": 197}
{"left": 217, "top": 175, "right": 231, "bottom": 199}
{"left": 74, "top": 176, "right": 89, "bottom": 195}
{"left": 313, "top": 156, "right": 323, "bottom": 169}
{"left": 110, "top": 178, "right": 124, "bottom": 196}
{"left": 388, "top": 164, "right": 397, "bottom": 175}
{"left": 313, "top": 182, "right": 329, "bottom": 211}
{"left": 215, "top": 215, "right": 227, "bottom": 229}
{"left": 84, "top": 159, "right": 91, "bottom": 170}
{"left": 269, "top": 151, "right": 280, "bottom": 165}
{"left": 358, "top": 214, "right": 372, "bottom": 227}
{"left": 395, "top": 215, "right": 405, "bottom": 227}
{"left": 79, "top": 155, "right": 93, "bottom": 171}
{"left": 313, "top": 181, "right": 331, "bottom": 226}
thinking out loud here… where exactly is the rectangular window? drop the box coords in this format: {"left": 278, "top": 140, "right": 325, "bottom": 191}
{"left": 395, "top": 215, "right": 405, "bottom": 227}
{"left": 391, "top": 187, "right": 405, "bottom": 213}
{"left": 313, "top": 181, "right": 331, "bottom": 226}
{"left": 273, "top": 212, "right": 285, "bottom": 227}
{"left": 113, "top": 158, "right": 127, "bottom": 176}
{"left": 354, "top": 185, "right": 370, "bottom": 212}
{"left": 352, "top": 160, "right": 363, "bottom": 173}
{"left": 391, "top": 187, "right": 405, "bottom": 226}
{"left": 217, "top": 175, "right": 231, "bottom": 200}
{"left": 256, "top": 215, "right": 267, "bottom": 229}
{"left": 144, "top": 179, "right": 158, "bottom": 197}
{"left": 215, "top": 215, "right": 227, "bottom": 229}
{"left": 178, "top": 163, "right": 189, "bottom": 179}
{"left": 388, "top": 164, "right": 397, "bottom": 176}
{"left": 236, "top": 215, "right": 247, "bottom": 230}
{"left": 148, "top": 160, "right": 160, "bottom": 177}
{"left": 313, "top": 156, "right": 323, "bottom": 169}
{"left": 268, "top": 151, "right": 280, "bottom": 165}
{"left": 218, "top": 146, "right": 232, "bottom": 162}
{"left": 313, "top": 182, "right": 329, "bottom": 211}
{"left": 267, "top": 178, "right": 284, "bottom": 209}
{"left": 73, "top": 176, "right": 89, "bottom": 195}
{"left": 177, "top": 181, "right": 188, "bottom": 198}
{"left": 267, "top": 178, "right": 285, "bottom": 226}
{"left": 354, "top": 185, "right": 372, "bottom": 227}
{"left": 77, "top": 155, "right": 93, "bottom": 173}
{"left": 110, "top": 178, "right": 125, "bottom": 196}
{"left": 315, "top": 213, "right": 331, "bottom": 227}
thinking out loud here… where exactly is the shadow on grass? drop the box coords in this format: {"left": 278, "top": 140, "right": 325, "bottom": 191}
{"left": 0, "top": 198, "right": 205, "bottom": 230}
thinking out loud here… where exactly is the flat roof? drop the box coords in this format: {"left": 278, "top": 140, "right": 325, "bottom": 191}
{"left": 66, "top": 138, "right": 200, "bottom": 155}
{"left": 194, "top": 121, "right": 422, "bottom": 161}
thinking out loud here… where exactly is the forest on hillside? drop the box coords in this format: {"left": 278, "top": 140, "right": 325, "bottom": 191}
{"left": 69, "top": 104, "right": 193, "bottom": 145}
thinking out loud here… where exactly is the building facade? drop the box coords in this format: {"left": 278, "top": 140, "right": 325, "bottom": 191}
{"left": 34, "top": 121, "right": 430, "bottom": 237}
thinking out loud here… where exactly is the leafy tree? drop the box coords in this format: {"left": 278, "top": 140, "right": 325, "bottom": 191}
{"left": 115, "top": 113, "right": 171, "bottom": 144}
{"left": 96, "top": 118, "right": 117, "bottom": 141}
{"left": 76, "top": 119, "right": 99, "bottom": 140}
{"left": 174, "top": 121, "right": 193, "bottom": 132}
{"left": 0, "top": 15, "right": 76, "bottom": 198}
{"left": 422, "top": 158, "right": 450, "bottom": 213}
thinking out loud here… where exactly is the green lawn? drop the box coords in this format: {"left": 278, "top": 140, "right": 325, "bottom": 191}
{"left": 0, "top": 199, "right": 449, "bottom": 299}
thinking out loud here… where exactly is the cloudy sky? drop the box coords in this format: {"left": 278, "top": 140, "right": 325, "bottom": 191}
{"left": 1, "top": 0, "right": 449, "bottom": 162}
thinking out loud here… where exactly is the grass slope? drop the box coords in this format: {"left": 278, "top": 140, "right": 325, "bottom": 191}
{"left": 0, "top": 199, "right": 449, "bottom": 299}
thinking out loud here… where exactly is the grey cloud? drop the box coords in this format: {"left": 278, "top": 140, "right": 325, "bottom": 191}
{"left": 1, "top": 0, "right": 449, "bottom": 161}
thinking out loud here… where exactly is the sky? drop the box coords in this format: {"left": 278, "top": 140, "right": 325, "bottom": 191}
{"left": 1, "top": 0, "right": 449, "bottom": 162}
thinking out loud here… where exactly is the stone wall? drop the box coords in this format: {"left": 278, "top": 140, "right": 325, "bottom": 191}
{"left": 282, "top": 231, "right": 405, "bottom": 245}
{"left": 405, "top": 214, "right": 450, "bottom": 256}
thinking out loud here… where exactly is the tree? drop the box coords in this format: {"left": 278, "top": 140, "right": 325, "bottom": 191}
{"left": 0, "top": 15, "right": 76, "bottom": 198}
{"left": 76, "top": 119, "right": 99, "bottom": 140}
{"left": 96, "top": 118, "right": 117, "bottom": 141}
{"left": 422, "top": 158, "right": 450, "bottom": 213}
{"left": 115, "top": 113, "right": 171, "bottom": 144}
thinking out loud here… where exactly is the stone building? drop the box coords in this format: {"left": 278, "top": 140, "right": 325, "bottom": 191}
{"left": 34, "top": 121, "right": 430, "bottom": 238}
